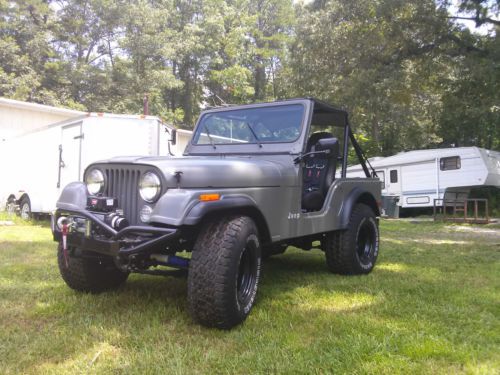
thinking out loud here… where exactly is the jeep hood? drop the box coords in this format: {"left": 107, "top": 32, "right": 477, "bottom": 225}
{"left": 95, "top": 155, "right": 296, "bottom": 188}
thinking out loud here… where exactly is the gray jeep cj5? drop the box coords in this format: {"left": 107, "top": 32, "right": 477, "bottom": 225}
{"left": 52, "top": 98, "right": 381, "bottom": 329}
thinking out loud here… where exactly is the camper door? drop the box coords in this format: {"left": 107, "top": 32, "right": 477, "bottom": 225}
{"left": 59, "top": 123, "right": 83, "bottom": 188}
{"left": 386, "top": 167, "right": 401, "bottom": 196}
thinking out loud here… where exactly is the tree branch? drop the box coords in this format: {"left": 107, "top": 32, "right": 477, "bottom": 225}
{"left": 447, "top": 15, "right": 500, "bottom": 27}
{"left": 87, "top": 53, "right": 108, "bottom": 65}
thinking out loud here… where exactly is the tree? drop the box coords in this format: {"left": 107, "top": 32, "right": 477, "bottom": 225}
{"left": 246, "top": 0, "right": 295, "bottom": 101}
{"left": 438, "top": 33, "right": 500, "bottom": 149}
{"left": 0, "top": 0, "right": 497, "bottom": 151}
{"left": 437, "top": 0, "right": 500, "bottom": 149}
{"left": 287, "top": 0, "right": 453, "bottom": 156}
{"left": 0, "top": 0, "right": 57, "bottom": 103}
{"left": 204, "top": 0, "right": 295, "bottom": 107}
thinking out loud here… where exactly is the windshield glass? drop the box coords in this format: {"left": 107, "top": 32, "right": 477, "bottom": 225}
{"left": 192, "top": 104, "right": 304, "bottom": 145}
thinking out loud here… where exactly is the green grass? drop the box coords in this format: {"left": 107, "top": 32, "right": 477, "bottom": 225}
{"left": 0, "top": 219, "right": 499, "bottom": 374}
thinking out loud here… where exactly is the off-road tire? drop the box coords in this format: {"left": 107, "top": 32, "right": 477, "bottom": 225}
{"left": 188, "top": 216, "right": 261, "bottom": 329}
{"left": 57, "top": 244, "right": 129, "bottom": 293}
{"left": 324, "top": 203, "right": 379, "bottom": 275}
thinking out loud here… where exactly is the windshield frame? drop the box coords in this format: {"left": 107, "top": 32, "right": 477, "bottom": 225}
{"left": 185, "top": 100, "right": 311, "bottom": 156}
{"left": 191, "top": 103, "right": 307, "bottom": 146}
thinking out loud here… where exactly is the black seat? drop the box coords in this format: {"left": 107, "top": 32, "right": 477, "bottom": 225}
{"left": 302, "top": 132, "right": 339, "bottom": 211}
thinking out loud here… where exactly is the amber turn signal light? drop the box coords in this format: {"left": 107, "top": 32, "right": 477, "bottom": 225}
{"left": 199, "top": 193, "right": 220, "bottom": 202}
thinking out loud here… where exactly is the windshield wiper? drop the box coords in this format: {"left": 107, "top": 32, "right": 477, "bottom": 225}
{"left": 245, "top": 122, "right": 262, "bottom": 148}
{"left": 204, "top": 125, "right": 216, "bottom": 149}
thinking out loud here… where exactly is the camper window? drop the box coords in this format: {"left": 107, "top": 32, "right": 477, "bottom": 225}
{"left": 390, "top": 169, "right": 398, "bottom": 183}
{"left": 440, "top": 156, "right": 461, "bottom": 171}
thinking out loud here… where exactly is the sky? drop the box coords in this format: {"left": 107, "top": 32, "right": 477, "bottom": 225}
{"left": 449, "top": 0, "right": 498, "bottom": 35}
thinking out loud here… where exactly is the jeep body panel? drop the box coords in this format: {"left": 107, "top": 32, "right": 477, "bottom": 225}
{"left": 57, "top": 165, "right": 380, "bottom": 245}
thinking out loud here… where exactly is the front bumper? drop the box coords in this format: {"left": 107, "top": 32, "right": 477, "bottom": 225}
{"left": 52, "top": 208, "right": 179, "bottom": 257}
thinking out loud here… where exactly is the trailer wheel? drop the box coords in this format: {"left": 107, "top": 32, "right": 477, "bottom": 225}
{"left": 324, "top": 203, "right": 379, "bottom": 275}
{"left": 188, "top": 216, "right": 261, "bottom": 329}
{"left": 5, "top": 196, "right": 16, "bottom": 215}
{"left": 57, "top": 244, "right": 129, "bottom": 293}
{"left": 19, "top": 196, "right": 31, "bottom": 220}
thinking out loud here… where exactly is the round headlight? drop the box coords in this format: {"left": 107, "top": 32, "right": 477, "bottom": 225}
{"left": 86, "top": 169, "right": 105, "bottom": 195}
{"left": 139, "top": 172, "right": 161, "bottom": 202}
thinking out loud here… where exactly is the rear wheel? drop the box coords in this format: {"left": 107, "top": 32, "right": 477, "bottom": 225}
{"left": 324, "top": 203, "right": 379, "bottom": 275}
{"left": 188, "top": 216, "right": 261, "bottom": 329}
{"left": 57, "top": 244, "right": 129, "bottom": 293}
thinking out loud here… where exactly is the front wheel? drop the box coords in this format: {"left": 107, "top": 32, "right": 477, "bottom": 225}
{"left": 324, "top": 203, "right": 379, "bottom": 275}
{"left": 188, "top": 216, "right": 261, "bottom": 329}
{"left": 57, "top": 244, "right": 129, "bottom": 293}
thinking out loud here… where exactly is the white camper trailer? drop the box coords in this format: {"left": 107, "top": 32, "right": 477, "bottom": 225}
{"left": 347, "top": 147, "right": 500, "bottom": 213}
{"left": 0, "top": 113, "right": 184, "bottom": 218}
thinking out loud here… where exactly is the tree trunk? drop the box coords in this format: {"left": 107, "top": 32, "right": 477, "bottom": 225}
{"left": 254, "top": 56, "right": 266, "bottom": 101}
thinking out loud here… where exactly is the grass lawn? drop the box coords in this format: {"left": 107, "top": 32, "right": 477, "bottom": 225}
{"left": 0, "top": 218, "right": 499, "bottom": 374}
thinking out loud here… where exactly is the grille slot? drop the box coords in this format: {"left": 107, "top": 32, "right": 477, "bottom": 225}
{"left": 104, "top": 167, "right": 141, "bottom": 224}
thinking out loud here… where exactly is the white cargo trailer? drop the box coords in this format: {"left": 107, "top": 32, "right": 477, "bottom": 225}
{"left": 0, "top": 113, "right": 184, "bottom": 218}
{"left": 346, "top": 147, "right": 500, "bottom": 213}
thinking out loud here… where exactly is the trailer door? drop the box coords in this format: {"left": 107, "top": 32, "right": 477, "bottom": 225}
{"left": 60, "top": 123, "right": 83, "bottom": 188}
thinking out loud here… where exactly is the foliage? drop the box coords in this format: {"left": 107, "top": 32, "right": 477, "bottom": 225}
{"left": 287, "top": 0, "right": 498, "bottom": 155}
{"left": 438, "top": 31, "right": 500, "bottom": 149}
{"left": 0, "top": 0, "right": 498, "bottom": 154}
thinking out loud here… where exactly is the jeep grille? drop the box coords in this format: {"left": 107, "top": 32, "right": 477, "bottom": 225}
{"left": 103, "top": 168, "right": 141, "bottom": 225}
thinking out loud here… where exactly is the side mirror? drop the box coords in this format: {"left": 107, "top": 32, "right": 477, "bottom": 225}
{"left": 170, "top": 129, "right": 177, "bottom": 146}
{"left": 315, "top": 137, "right": 339, "bottom": 156}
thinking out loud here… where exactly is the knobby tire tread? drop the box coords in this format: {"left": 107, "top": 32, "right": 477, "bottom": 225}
{"left": 188, "top": 216, "right": 259, "bottom": 329}
{"left": 325, "top": 203, "right": 378, "bottom": 275}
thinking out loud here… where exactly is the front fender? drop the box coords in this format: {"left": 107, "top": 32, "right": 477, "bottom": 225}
{"left": 183, "top": 195, "right": 260, "bottom": 225}
{"left": 56, "top": 182, "right": 88, "bottom": 211}
{"left": 149, "top": 190, "right": 261, "bottom": 227}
